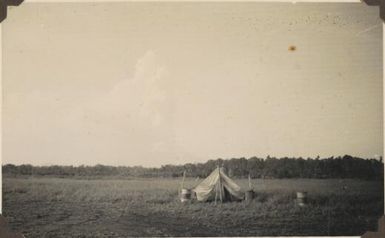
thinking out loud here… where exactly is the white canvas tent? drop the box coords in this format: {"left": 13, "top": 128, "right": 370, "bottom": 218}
{"left": 193, "top": 167, "right": 244, "bottom": 202}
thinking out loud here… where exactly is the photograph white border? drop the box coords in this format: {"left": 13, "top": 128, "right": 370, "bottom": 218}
{"left": 0, "top": 1, "right": 383, "bottom": 237}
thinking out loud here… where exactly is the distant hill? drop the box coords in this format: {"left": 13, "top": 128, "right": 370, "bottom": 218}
{"left": 2, "top": 155, "right": 383, "bottom": 180}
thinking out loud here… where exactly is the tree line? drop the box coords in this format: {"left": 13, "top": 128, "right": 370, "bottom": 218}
{"left": 2, "top": 155, "right": 383, "bottom": 180}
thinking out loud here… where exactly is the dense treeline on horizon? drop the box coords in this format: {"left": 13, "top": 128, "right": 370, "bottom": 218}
{"left": 2, "top": 155, "right": 384, "bottom": 180}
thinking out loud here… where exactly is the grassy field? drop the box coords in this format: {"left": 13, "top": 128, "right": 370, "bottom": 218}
{"left": 2, "top": 177, "right": 384, "bottom": 237}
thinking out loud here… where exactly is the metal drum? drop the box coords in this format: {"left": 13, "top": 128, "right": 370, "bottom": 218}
{"left": 180, "top": 188, "right": 192, "bottom": 203}
{"left": 245, "top": 190, "right": 254, "bottom": 202}
{"left": 296, "top": 192, "right": 307, "bottom": 207}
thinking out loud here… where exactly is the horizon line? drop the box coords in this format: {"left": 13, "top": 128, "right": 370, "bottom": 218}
{"left": 2, "top": 154, "right": 383, "bottom": 168}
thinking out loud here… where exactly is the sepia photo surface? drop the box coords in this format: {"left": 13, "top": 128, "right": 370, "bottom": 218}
{"left": 1, "top": 1, "right": 383, "bottom": 237}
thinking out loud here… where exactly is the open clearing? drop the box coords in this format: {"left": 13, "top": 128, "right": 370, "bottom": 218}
{"left": 2, "top": 177, "right": 383, "bottom": 237}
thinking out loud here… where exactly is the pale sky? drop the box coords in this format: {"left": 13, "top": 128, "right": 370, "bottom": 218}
{"left": 2, "top": 2, "right": 383, "bottom": 167}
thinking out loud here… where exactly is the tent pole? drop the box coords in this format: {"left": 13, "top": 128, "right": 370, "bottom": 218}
{"left": 219, "top": 166, "right": 223, "bottom": 203}
{"left": 214, "top": 182, "right": 218, "bottom": 205}
{"left": 248, "top": 173, "right": 252, "bottom": 190}
{"left": 182, "top": 170, "right": 186, "bottom": 188}
{"left": 215, "top": 166, "right": 220, "bottom": 205}
{"left": 180, "top": 170, "right": 186, "bottom": 195}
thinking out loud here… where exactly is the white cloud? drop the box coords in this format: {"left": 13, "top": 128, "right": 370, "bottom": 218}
{"left": 86, "top": 50, "right": 169, "bottom": 129}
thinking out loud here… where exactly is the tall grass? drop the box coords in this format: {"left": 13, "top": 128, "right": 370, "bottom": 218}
{"left": 2, "top": 177, "right": 383, "bottom": 237}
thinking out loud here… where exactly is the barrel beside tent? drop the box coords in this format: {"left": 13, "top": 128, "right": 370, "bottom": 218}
{"left": 245, "top": 190, "right": 254, "bottom": 201}
{"left": 296, "top": 191, "right": 307, "bottom": 206}
{"left": 180, "top": 188, "right": 192, "bottom": 203}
